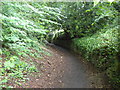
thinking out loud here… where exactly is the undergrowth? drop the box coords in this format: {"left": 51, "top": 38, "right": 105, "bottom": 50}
{"left": 0, "top": 2, "right": 61, "bottom": 88}
{"left": 71, "top": 25, "right": 119, "bottom": 87}
{"left": 1, "top": 1, "right": 119, "bottom": 88}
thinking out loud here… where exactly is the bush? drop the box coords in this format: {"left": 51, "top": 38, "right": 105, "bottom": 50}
{"left": 71, "top": 26, "right": 119, "bottom": 86}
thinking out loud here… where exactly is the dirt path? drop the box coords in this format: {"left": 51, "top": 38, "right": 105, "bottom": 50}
{"left": 19, "top": 44, "right": 110, "bottom": 88}
{"left": 50, "top": 45, "right": 90, "bottom": 88}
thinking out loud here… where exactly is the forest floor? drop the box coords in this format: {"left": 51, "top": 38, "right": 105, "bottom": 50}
{"left": 10, "top": 44, "right": 111, "bottom": 88}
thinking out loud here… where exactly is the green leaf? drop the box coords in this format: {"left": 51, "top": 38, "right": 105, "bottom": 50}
{"left": 4, "top": 61, "right": 15, "bottom": 69}
{"left": 0, "top": 49, "right": 2, "bottom": 55}
{"left": 93, "top": 0, "right": 100, "bottom": 6}
{"left": 0, "top": 79, "right": 8, "bottom": 84}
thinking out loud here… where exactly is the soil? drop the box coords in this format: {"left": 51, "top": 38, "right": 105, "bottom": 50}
{"left": 10, "top": 44, "right": 110, "bottom": 88}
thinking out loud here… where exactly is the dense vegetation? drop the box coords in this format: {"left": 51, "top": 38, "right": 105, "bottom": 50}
{"left": 0, "top": 2, "right": 62, "bottom": 88}
{"left": 0, "top": 1, "right": 119, "bottom": 88}
{"left": 51, "top": 2, "right": 120, "bottom": 87}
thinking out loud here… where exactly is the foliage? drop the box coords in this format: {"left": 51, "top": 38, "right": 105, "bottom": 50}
{"left": 60, "top": 2, "right": 118, "bottom": 39}
{"left": 72, "top": 25, "right": 119, "bottom": 68}
{"left": 71, "top": 25, "right": 119, "bottom": 87}
{"left": 55, "top": 1, "right": 120, "bottom": 87}
{"left": 1, "top": 1, "right": 119, "bottom": 88}
{"left": 1, "top": 2, "right": 62, "bottom": 88}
